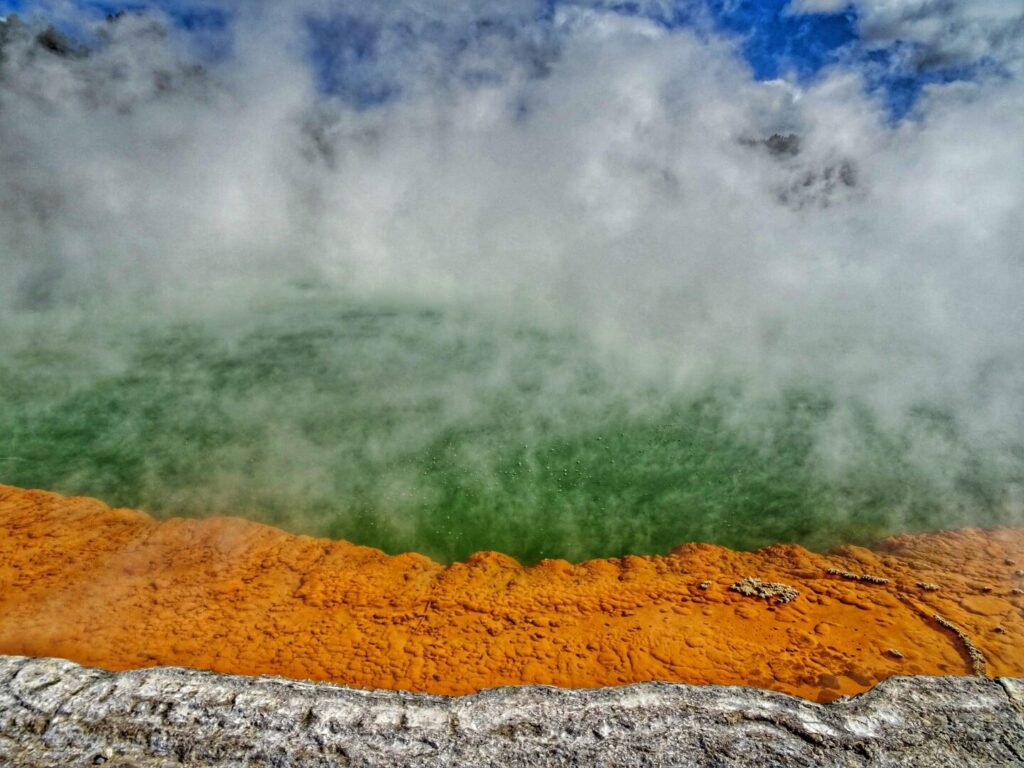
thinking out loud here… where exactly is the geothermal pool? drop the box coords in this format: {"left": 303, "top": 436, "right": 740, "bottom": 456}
{"left": 1, "top": 9, "right": 1023, "bottom": 765}
{"left": 2, "top": 287, "right": 1020, "bottom": 564}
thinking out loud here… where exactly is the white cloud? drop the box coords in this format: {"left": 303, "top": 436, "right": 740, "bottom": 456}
{"left": 788, "top": 0, "right": 850, "bottom": 13}
{"left": 792, "top": 0, "right": 1024, "bottom": 70}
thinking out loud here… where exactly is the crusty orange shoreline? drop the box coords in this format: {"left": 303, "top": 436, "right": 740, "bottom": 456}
{"left": 1, "top": 484, "right": 1022, "bottom": 703}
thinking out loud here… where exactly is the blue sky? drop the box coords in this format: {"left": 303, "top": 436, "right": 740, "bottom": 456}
{"left": 0, "top": 0, "right": 998, "bottom": 117}
{"left": 6, "top": 0, "right": 860, "bottom": 79}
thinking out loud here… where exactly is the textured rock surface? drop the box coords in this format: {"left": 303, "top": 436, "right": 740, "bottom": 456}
{"left": 1, "top": 656, "right": 1023, "bottom": 767}
{"left": 3, "top": 485, "right": 1024, "bottom": 703}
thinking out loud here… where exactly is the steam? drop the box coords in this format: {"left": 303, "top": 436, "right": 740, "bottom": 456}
{"left": 1, "top": 2, "right": 1022, "bottom": 561}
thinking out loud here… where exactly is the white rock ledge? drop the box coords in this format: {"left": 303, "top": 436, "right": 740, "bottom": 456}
{"left": 1, "top": 655, "right": 1022, "bottom": 767}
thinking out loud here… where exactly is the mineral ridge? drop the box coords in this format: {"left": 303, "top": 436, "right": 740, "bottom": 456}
{"left": 1, "top": 484, "right": 1023, "bottom": 703}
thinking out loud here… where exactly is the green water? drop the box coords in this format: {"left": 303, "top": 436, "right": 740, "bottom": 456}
{"left": 1, "top": 290, "right": 1020, "bottom": 563}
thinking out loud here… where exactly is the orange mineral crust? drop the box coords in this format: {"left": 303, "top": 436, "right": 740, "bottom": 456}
{"left": 1, "top": 485, "right": 1023, "bottom": 703}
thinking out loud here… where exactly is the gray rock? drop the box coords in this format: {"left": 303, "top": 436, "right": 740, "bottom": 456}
{"left": 1, "top": 655, "right": 1022, "bottom": 767}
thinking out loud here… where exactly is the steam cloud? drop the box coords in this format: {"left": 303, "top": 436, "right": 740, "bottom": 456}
{"left": 1, "top": 0, "right": 1022, "bottom": 559}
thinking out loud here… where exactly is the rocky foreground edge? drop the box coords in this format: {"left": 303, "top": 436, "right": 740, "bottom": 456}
{"left": 1, "top": 656, "right": 1022, "bottom": 767}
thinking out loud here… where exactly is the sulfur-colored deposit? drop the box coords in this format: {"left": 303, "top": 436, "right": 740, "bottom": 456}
{"left": 1, "top": 484, "right": 1022, "bottom": 704}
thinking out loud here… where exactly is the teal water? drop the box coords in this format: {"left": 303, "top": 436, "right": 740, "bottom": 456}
{"left": 1, "top": 290, "right": 1020, "bottom": 563}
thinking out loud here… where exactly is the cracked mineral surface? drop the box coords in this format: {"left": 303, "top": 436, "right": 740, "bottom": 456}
{"left": 1, "top": 656, "right": 1023, "bottom": 767}
{"left": 1, "top": 484, "right": 1023, "bottom": 704}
